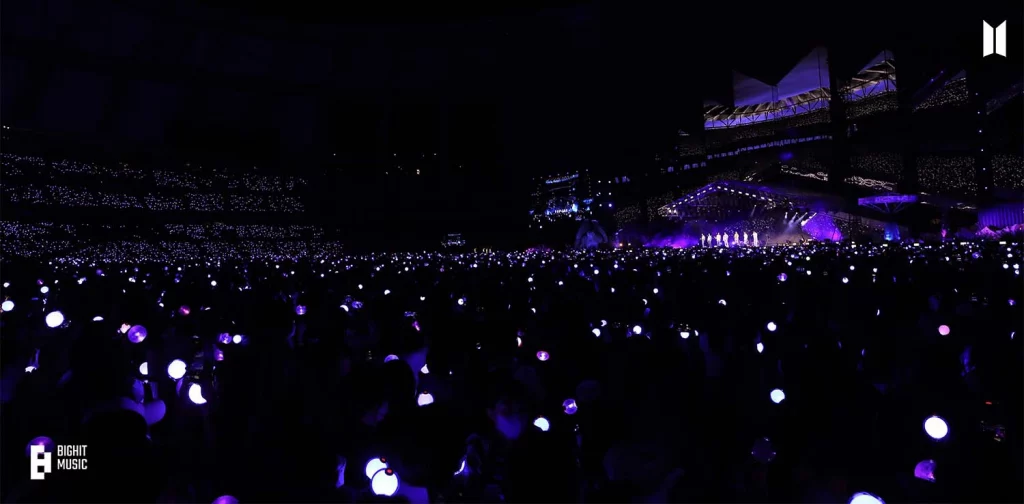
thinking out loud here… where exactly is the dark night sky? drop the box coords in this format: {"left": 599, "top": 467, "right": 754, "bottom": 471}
{"left": 2, "top": 0, "right": 1021, "bottom": 246}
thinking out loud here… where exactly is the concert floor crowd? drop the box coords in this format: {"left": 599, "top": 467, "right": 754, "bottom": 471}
{"left": 1, "top": 241, "right": 1021, "bottom": 503}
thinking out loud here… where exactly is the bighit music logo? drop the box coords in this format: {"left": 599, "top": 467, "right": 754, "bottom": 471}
{"left": 30, "top": 444, "right": 88, "bottom": 480}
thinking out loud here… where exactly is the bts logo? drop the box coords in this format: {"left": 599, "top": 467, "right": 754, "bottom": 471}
{"left": 983, "top": 21, "right": 1006, "bottom": 57}
{"left": 30, "top": 445, "right": 52, "bottom": 480}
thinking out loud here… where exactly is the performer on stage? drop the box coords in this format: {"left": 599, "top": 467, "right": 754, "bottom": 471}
{"left": 734, "top": 232, "right": 739, "bottom": 246}
{"left": 743, "top": 232, "right": 748, "bottom": 245}
{"left": 724, "top": 233, "right": 730, "bottom": 247}
{"left": 700, "top": 234, "right": 706, "bottom": 247}
{"left": 715, "top": 233, "right": 721, "bottom": 246}
{"left": 752, "top": 231, "right": 759, "bottom": 246}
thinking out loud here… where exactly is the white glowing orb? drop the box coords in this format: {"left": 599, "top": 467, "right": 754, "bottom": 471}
{"left": 718, "top": 299, "right": 727, "bottom": 306}
{"left": 232, "top": 335, "right": 242, "bottom": 344}
{"left": 756, "top": 342, "right": 764, "bottom": 353}
{"left": 558, "top": 281, "right": 563, "bottom": 286}
{"left": 924, "top": 416, "right": 948, "bottom": 440}
{"left": 92, "top": 315, "right": 103, "bottom": 321}
{"left": 938, "top": 325, "right": 950, "bottom": 336}
{"left": 766, "top": 322, "right": 777, "bottom": 332}
{"left": 371, "top": 468, "right": 399, "bottom": 496}
{"left": 592, "top": 328, "right": 601, "bottom": 337}
{"left": 384, "top": 289, "right": 390, "bottom": 295}
{"left": 358, "top": 284, "right": 363, "bottom": 290}
{"left": 188, "top": 383, "right": 207, "bottom": 405}
{"left": 420, "top": 364, "right": 429, "bottom": 374}
{"left": 417, "top": 391, "right": 434, "bottom": 406}
{"left": 534, "top": 417, "right": 550, "bottom": 432}
{"left": 770, "top": 388, "right": 786, "bottom": 404}
{"left": 536, "top": 350, "right": 550, "bottom": 361}
{"left": 848, "top": 492, "right": 885, "bottom": 504}
{"left": 139, "top": 362, "right": 149, "bottom": 376}
{"left": 210, "top": 280, "right": 217, "bottom": 287}
{"left": 419, "top": 296, "right": 426, "bottom": 301}
{"left": 457, "top": 298, "right": 465, "bottom": 306}
{"left": 384, "top": 354, "right": 399, "bottom": 363}
{"left": 517, "top": 336, "right": 522, "bottom": 347}
{"left": 632, "top": 325, "right": 642, "bottom": 335}
{"left": 842, "top": 277, "right": 849, "bottom": 284}
{"left": 365, "top": 457, "right": 389, "bottom": 479}
{"left": 653, "top": 288, "right": 659, "bottom": 294}
{"left": 1, "top": 300, "right": 13, "bottom": 312}
{"left": 45, "top": 311, "right": 64, "bottom": 328}
{"left": 40, "top": 286, "right": 49, "bottom": 294}
{"left": 680, "top": 331, "right": 690, "bottom": 339}
{"left": 167, "top": 359, "right": 187, "bottom": 380}
{"left": 527, "top": 277, "right": 533, "bottom": 283}
{"left": 340, "top": 304, "right": 350, "bottom": 312}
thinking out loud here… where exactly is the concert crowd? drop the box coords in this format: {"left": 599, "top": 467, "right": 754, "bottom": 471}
{"left": 1, "top": 241, "right": 1021, "bottom": 503}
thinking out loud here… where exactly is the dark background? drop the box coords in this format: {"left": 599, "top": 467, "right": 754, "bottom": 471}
{"left": 2, "top": 1, "right": 1021, "bottom": 249}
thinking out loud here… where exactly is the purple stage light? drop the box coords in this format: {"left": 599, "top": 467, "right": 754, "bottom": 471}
{"left": 384, "top": 354, "right": 399, "bottom": 363}
{"left": 127, "top": 325, "right": 147, "bottom": 344}
{"left": 563, "top": 399, "right": 578, "bottom": 415}
{"left": 536, "top": 350, "right": 550, "bottom": 362}
{"left": 913, "top": 459, "right": 936, "bottom": 482}
{"left": 295, "top": 305, "right": 307, "bottom": 316}
{"left": 218, "top": 333, "right": 231, "bottom": 345}
{"left": 179, "top": 305, "right": 191, "bottom": 316}
{"left": 778, "top": 273, "right": 787, "bottom": 282}
{"left": 211, "top": 496, "right": 239, "bottom": 504}
{"left": 25, "top": 436, "right": 54, "bottom": 457}
{"left": 214, "top": 349, "right": 225, "bottom": 361}
{"left": 938, "top": 325, "right": 951, "bottom": 336}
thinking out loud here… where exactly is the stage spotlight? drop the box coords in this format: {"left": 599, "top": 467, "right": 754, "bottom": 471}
{"left": 127, "top": 325, "right": 147, "bottom": 344}
{"left": 924, "top": 416, "right": 948, "bottom": 440}
{"left": 188, "top": 383, "right": 207, "bottom": 405}
{"left": 417, "top": 391, "right": 434, "bottom": 406}
{"left": 167, "top": 359, "right": 187, "bottom": 380}
{"left": 365, "top": 457, "right": 388, "bottom": 479}
{"left": 232, "top": 335, "right": 243, "bottom": 344}
{"left": 45, "top": 311, "right": 64, "bottom": 328}
{"left": 632, "top": 325, "right": 642, "bottom": 335}
{"left": 1, "top": 300, "right": 13, "bottom": 312}
{"left": 913, "top": 459, "right": 936, "bottom": 482}
{"left": 563, "top": 399, "right": 578, "bottom": 415}
{"left": 848, "top": 492, "right": 885, "bottom": 504}
{"left": 371, "top": 468, "right": 399, "bottom": 496}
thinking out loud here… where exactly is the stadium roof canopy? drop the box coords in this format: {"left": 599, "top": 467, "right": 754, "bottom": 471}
{"left": 704, "top": 48, "right": 897, "bottom": 129}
